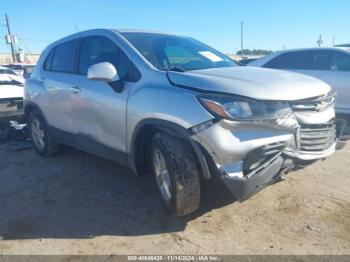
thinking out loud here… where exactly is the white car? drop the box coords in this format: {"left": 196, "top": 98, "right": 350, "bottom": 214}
{"left": 0, "top": 66, "right": 25, "bottom": 85}
{"left": 2, "top": 63, "right": 26, "bottom": 76}
{"left": 250, "top": 48, "right": 350, "bottom": 115}
{"left": 0, "top": 66, "right": 24, "bottom": 121}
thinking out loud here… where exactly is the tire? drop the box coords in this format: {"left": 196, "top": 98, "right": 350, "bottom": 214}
{"left": 28, "top": 110, "right": 61, "bottom": 157}
{"left": 150, "top": 131, "right": 201, "bottom": 217}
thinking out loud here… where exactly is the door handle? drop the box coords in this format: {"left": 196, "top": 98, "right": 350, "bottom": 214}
{"left": 71, "top": 86, "right": 82, "bottom": 94}
{"left": 39, "top": 77, "right": 46, "bottom": 84}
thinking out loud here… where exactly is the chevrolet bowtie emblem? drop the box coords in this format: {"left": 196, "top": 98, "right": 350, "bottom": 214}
{"left": 315, "top": 101, "right": 328, "bottom": 111}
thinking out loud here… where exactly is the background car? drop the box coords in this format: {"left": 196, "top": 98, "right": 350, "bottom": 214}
{"left": 249, "top": 48, "right": 350, "bottom": 116}
{"left": 0, "top": 72, "right": 24, "bottom": 124}
{"left": 3, "top": 63, "right": 26, "bottom": 76}
{"left": 0, "top": 66, "right": 25, "bottom": 84}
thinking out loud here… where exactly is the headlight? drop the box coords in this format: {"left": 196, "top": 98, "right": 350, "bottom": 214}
{"left": 198, "top": 94, "right": 292, "bottom": 121}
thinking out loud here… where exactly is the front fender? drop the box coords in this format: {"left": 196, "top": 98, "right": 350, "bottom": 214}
{"left": 126, "top": 84, "right": 214, "bottom": 152}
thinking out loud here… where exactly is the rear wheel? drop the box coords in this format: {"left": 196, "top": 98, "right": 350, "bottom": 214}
{"left": 150, "top": 131, "right": 201, "bottom": 217}
{"left": 29, "top": 110, "right": 61, "bottom": 157}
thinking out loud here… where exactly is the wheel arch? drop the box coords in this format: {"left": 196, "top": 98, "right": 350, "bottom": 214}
{"left": 24, "top": 101, "right": 45, "bottom": 122}
{"left": 129, "top": 118, "right": 211, "bottom": 180}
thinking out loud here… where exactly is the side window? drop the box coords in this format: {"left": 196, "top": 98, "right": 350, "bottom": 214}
{"left": 79, "top": 35, "right": 140, "bottom": 81}
{"left": 264, "top": 51, "right": 314, "bottom": 70}
{"left": 311, "top": 51, "right": 333, "bottom": 70}
{"left": 44, "top": 49, "right": 55, "bottom": 71}
{"left": 78, "top": 36, "right": 119, "bottom": 75}
{"left": 51, "top": 40, "right": 78, "bottom": 73}
{"left": 333, "top": 52, "right": 350, "bottom": 71}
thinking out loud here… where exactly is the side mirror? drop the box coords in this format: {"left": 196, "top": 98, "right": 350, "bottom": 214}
{"left": 87, "top": 62, "right": 119, "bottom": 82}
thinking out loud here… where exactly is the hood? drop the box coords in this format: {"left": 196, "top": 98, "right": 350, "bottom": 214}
{"left": 167, "top": 66, "right": 331, "bottom": 101}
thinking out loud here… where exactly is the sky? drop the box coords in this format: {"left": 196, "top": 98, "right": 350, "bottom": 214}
{"left": 0, "top": 0, "right": 349, "bottom": 54}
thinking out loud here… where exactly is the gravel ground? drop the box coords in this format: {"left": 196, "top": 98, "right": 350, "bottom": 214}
{"left": 0, "top": 139, "right": 349, "bottom": 255}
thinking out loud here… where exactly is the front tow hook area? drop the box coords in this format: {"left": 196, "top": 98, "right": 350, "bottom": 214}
{"left": 220, "top": 156, "right": 284, "bottom": 202}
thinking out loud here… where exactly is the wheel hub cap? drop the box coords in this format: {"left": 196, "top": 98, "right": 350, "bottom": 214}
{"left": 31, "top": 119, "right": 45, "bottom": 150}
{"left": 153, "top": 149, "right": 172, "bottom": 202}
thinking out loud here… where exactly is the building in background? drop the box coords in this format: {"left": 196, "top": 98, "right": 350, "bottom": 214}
{"left": 0, "top": 53, "right": 40, "bottom": 65}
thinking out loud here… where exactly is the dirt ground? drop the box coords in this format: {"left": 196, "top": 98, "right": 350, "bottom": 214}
{"left": 0, "top": 138, "right": 349, "bottom": 255}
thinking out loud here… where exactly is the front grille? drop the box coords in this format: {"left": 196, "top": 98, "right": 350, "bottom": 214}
{"left": 292, "top": 93, "right": 336, "bottom": 112}
{"left": 298, "top": 120, "right": 336, "bottom": 152}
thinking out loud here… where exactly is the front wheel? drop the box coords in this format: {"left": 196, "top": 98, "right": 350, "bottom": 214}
{"left": 150, "top": 132, "right": 201, "bottom": 217}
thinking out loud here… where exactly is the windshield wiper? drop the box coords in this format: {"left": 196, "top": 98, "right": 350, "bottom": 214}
{"left": 164, "top": 66, "right": 186, "bottom": 72}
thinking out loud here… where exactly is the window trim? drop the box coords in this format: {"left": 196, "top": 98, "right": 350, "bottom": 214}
{"left": 43, "top": 47, "right": 56, "bottom": 72}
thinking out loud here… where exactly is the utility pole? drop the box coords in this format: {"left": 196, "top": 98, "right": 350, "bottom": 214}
{"left": 317, "top": 34, "right": 323, "bottom": 47}
{"left": 5, "top": 14, "right": 16, "bottom": 63}
{"left": 241, "top": 21, "right": 244, "bottom": 59}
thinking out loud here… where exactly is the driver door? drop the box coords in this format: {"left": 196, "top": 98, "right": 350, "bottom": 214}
{"left": 68, "top": 35, "right": 133, "bottom": 158}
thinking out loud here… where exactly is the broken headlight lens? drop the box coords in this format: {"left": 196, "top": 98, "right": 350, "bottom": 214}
{"left": 198, "top": 94, "right": 292, "bottom": 121}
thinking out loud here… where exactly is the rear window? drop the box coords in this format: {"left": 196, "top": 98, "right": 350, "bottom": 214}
{"left": 50, "top": 40, "right": 78, "bottom": 73}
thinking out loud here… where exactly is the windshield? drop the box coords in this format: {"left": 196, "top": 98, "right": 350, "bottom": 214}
{"left": 122, "top": 32, "right": 237, "bottom": 71}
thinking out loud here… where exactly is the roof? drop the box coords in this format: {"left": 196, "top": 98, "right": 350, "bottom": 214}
{"left": 114, "top": 29, "right": 178, "bottom": 36}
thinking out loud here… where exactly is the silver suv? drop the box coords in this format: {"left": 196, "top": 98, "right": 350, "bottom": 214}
{"left": 25, "top": 29, "right": 337, "bottom": 216}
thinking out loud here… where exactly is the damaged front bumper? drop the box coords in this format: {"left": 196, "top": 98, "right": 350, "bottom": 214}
{"left": 191, "top": 104, "right": 338, "bottom": 201}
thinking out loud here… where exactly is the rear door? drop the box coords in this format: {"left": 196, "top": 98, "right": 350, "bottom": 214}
{"left": 40, "top": 39, "right": 79, "bottom": 134}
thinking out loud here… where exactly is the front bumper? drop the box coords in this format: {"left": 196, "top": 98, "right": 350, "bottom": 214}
{"left": 191, "top": 107, "right": 337, "bottom": 201}
{"left": 221, "top": 155, "right": 284, "bottom": 201}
